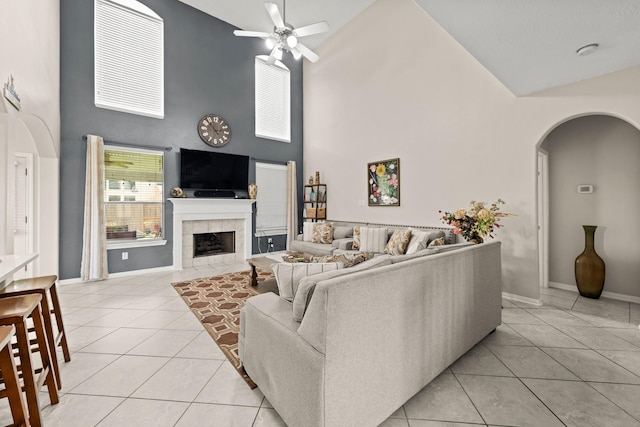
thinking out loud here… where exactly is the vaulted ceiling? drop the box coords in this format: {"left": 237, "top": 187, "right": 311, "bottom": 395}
{"left": 179, "top": 0, "right": 640, "bottom": 96}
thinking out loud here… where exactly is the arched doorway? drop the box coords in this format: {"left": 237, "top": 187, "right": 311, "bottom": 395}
{"left": 538, "top": 114, "right": 640, "bottom": 302}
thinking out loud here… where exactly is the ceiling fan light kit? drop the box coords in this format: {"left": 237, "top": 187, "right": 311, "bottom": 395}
{"left": 233, "top": 1, "right": 329, "bottom": 64}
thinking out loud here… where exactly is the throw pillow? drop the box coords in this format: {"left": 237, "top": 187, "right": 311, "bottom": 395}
{"left": 312, "top": 222, "right": 334, "bottom": 244}
{"left": 281, "top": 253, "right": 315, "bottom": 263}
{"left": 272, "top": 262, "right": 343, "bottom": 302}
{"left": 405, "top": 230, "right": 446, "bottom": 254}
{"left": 302, "top": 222, "right": 314, "bottom": 242}
{"left": 333, "top": 225, "right": 353, "bottom": 240}
{"left": 384, "top": 228, "right": 412, "bottom": 255}
{"left": 312, "top": 252, "right": 372, "bottom": 268}
{"left": 359, "top": 227, "right": 388, "bottom": 253}
{"left": 352, "top": 227, "right": 361, "bottom": 250}
{"left": 428, "top": 236, "right": 446, "bottom": 247}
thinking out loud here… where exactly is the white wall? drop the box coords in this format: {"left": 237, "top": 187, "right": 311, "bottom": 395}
{"left": 0, "top": 0, "right": 60, "bottom": 276}
{"left": 303, "top": 0, "right": 640, "bottom": 300}
{"left": 543, "top": 116, "right": 640, "bottom": 298}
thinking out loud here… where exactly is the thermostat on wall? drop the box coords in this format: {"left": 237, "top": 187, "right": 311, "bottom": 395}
{"left": 577, "top": 184, "right": 594, "bottom": 194}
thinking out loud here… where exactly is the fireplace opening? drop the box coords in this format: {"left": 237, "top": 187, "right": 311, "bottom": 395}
{"left": 193, "top": 232, "right": 235, "bottom": 258}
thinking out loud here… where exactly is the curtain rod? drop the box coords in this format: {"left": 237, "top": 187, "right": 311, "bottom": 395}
{"left": 82, "top": 135, "right": 173, "bottom": 152}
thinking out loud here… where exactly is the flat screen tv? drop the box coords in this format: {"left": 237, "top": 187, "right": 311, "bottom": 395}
{"left": 180, "top": 148, "right": 249, "bottom": 191}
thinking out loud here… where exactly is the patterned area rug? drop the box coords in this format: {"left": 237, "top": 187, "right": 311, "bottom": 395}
{"left": 172, "top": 268, "right": 276, "bottom": 388}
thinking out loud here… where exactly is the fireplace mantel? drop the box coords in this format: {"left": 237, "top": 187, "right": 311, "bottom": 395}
{"left": 169, "top": 198, "right": 254, "bottom": 269}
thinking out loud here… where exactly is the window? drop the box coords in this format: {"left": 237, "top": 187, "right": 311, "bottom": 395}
{"left": 255, "top": 162, "right": 287, "bottom": 236}
{"left": 255, "top": 56, "right": 291, "bottom": 142}
{"left": 104, "top": 147, "right": 164, "bottom": 243}
{"left": 95, "top": 0, "right": 164, "bottom": 118}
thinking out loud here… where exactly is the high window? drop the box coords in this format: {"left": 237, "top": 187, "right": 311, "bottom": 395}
{"left": 255, "top": 57, "right": 291, "bottom": 142}
{"left": 94, "top": 0, "right": 164, "bottom": 118}
{"left": 104, "top": 147, "right": 164, "bottom": 243}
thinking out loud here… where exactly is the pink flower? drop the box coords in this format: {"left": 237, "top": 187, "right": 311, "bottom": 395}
{"left": 453, "top": 227, "right": 461, "bottom": 235}
{"left": 370, "top": 165, "right": 376, "bottom": 172}
{"left": 389, "top": 173, "right": 398, "bottom": 186}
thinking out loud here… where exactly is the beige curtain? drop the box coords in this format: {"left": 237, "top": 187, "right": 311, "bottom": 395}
{"left": 286, "top": 161, "right": 298, "bottom": 251}
{"left": 80, "top": 135, "right": 108, "bottom": 281}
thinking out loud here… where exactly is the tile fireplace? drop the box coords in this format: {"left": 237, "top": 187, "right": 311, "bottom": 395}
{"left": 169, "top": 198, "right": 254, "bottom": 269}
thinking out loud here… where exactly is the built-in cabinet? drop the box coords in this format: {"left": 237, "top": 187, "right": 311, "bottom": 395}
{"left": 303, "top": 184, "right": 327, "bottom": 222}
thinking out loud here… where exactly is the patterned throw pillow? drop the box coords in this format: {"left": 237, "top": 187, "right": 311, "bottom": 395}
{"left": 312, "top": 222, "right": 334, "bottom": 244}
{"left": 272, "top": 262, "right": 343, "bottom": 302}
{"left": 312, "top": 252, "right": 372, "bottom": 268}
{"left": 352, "top": 227, "right": 361, "bottom": 250}
{"left": 428, "top": 236, "right": 446, "bottom": 247}
{"left": 359, "top": 227, "right": 388, "bottom": 253}
{"left": 384, "top": 228, "right": 412, "bottom": 255}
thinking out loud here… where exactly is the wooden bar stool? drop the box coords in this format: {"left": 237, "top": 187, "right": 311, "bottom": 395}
{"left": 0, "top": 275, "right": 70, "bottom": 390}
{"left": 0, "top": 325, "right": 31, "bottom": 427}
{"left": 0, "top": 294, "right": 59, "bottom": 427}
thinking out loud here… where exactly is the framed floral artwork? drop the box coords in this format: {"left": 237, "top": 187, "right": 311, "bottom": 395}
{"left": 368, "top": 158, "right": 400, "bottom": 206}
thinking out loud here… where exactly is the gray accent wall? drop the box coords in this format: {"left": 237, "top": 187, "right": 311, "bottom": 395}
{"left": 60, "top": 0, "right": 303, "bottom": 279}
{"left": 542, "top": 115, "right": 640, "bottom": 299}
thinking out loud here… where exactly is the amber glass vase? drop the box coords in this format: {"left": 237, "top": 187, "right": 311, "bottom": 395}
{"left": 574, "top": 225, "right": 605, "bottom": 299}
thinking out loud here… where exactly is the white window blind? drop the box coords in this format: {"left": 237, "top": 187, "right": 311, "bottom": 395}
{"left": 104, "top": 146, "right": 164, "bottom": 241}
{"left": 95, "top": 0, "right": 164, "bottom": 119}
{"left": 255, "top": 56, "right": 291, "bottom": 142}
{"left": 255, "top": 162, "right": 287, "bottom": 235}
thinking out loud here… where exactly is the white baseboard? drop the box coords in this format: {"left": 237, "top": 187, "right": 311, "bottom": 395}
{"left": 549, "top": 281, "right": 640, "bottom": 305}
{"left": 502, "top": 292, "right": 542, "bottom": 307}
{"left": 58, "top": 265, "right": 174, "bottom": 286}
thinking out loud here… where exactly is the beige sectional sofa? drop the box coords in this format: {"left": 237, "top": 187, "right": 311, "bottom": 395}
{"left": 239, "top": 240, "right": 502, "bottom": 427}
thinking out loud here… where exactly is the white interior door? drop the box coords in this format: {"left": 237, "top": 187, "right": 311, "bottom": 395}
{"left": 13, "top": 153, "right": 33, "bottom": 279}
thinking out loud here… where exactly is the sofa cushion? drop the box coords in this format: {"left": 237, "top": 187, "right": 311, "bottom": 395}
{"left": 292, "top": 255, "right": 392, "bottom": 322}
{"left": 312, "top": 222, "right": 334, "bottom": 244}
{"left": 289, "top": 240, "right": 335, "bottom": 256}
{"left": 384, "top": 228, "right": 412, "bottom": 255}
{"left": 352, "top": 226, "right": 361, "bottom": 250}
{"left": 359, "top": 227, "right": 388, "bottom": 253}
{"left": 333, "top": 225, "right": 353, "bottom": 240}
{"left": 406, "top": 230, "right": 446, "bottom": 254}
{"left": 273, "top": 262, "right": 344, "bottom": 302}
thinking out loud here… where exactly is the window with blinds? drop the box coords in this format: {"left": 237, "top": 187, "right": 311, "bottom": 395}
{"left": 255, "top": 56, "right": 291, "bottom": 142}
{"left": 104, "top": 147, "right": 164, "bottom": 241}
{"left": 95, "top": 0, "right": 164, "bottom": 119}
{"left": 255, "top": 162, "right": 287, "bottom": 236}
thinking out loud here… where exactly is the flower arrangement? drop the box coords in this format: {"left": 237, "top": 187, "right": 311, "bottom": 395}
{"left": 440, "top": 199, "right": 515, "bottom": 243}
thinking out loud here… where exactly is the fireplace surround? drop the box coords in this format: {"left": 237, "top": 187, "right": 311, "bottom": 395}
{"left": 169, "top": 198, "right": 254, "bottom": 269}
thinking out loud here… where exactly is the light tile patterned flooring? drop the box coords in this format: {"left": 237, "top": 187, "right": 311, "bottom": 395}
{"left": 1, "top": 264, "right": 639, "bottom": 426}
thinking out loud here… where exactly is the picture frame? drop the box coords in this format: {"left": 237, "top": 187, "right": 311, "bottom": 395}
{"left": 367, "top": 158, "right": 400, "bottom": 206}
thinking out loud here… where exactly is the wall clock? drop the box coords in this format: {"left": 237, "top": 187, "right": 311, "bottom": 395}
{"left": 198, "top": 114, "right": 231, "bottom": 147}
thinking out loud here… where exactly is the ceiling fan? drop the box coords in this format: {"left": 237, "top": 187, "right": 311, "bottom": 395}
{"left": 233, "top": 1, "right": 329, "bottom": 64}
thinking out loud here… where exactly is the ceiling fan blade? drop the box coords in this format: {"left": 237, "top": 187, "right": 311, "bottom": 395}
{"left": 295, "top": 43, "right": 320, "bottom": 63}
{"left": 266, "top": 46, "right": 279, "bottom": 65}
{"left": 293, "top": 21, "right": 329, "bottom": 38}
{"left": 265, "top": 3, "right": 285, "bottom": 28}
{"left": 233, "top": 30, "right": 271, "bottom": 38}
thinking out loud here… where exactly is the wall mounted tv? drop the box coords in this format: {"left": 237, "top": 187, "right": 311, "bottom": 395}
{"left": 180, "top": 148, "right": 249, "bottom": 194}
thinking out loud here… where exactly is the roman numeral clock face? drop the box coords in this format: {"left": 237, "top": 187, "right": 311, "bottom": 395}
{"left": 198, "top": 114, "right": 231, "bottom": 147}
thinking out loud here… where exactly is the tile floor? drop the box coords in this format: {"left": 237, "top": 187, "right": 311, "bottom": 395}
{"left": 1, "top": 264, "right": 639, "bottom": 426}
